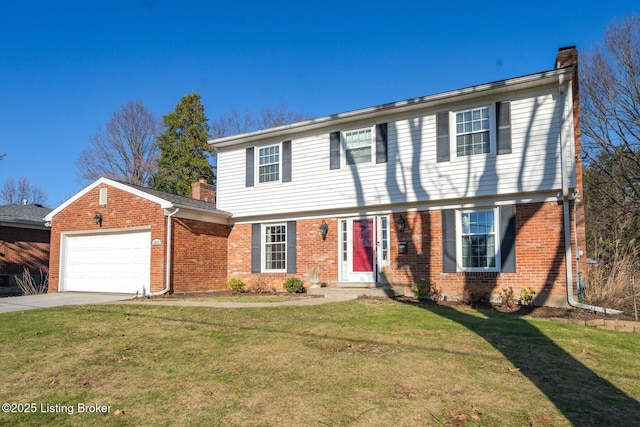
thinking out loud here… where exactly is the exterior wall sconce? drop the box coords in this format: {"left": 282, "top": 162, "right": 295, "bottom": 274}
{"left": 319, "top": 220, "right": 328, "bottom": 240}
{"left": 94, "top": 212, "right": 103, "bottom": 227}
{"left": 396, "top": 215, "right": 406, "bottom": 234}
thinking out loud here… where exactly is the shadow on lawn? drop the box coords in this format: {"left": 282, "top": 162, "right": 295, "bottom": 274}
{"left": 400, "top": 298, "right": 640, "bottom": 425}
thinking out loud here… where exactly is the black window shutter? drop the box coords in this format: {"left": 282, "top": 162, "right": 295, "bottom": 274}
{"left": 500, "top": 205, "right": 516, "bottom": 272}
{"left": 496, "top": 101, "right": 512, "bottom": 154}
{"left": 286, "top": 221, "right": 296, "bottom": 274}
{"left": 330, "top": 131, "right": 341, "bottom": 170}
{"left": 282, "top": 140, "right": 292, "bottom": 182}
{"left": 436, "top": 112, "right": 450, "bottom": 162}
{"left": 442, "top": 209, "right": 457, "bottom": 272}
{"left": 246, "top": 147, "right": 255, "bottom": 187}
{"left": 375, "top": 123, "right": 388, "bottom": 164}
{"left": 251, "top": 223, "right": 261, "bottom": 273}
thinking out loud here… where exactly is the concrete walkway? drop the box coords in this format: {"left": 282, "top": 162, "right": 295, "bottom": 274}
{"left": 0, "top": 292, "right": 134, "bottom": 313}
{"left": 113, "top": 294, "right": 358, "bottom": 308}
{"left": 0, "top": 293, "right": 357, "bottom": 313}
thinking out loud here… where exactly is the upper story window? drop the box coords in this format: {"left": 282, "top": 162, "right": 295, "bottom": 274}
{"left": 258, "top": 144, "right": 280, "bottom": 183}
{"left": 455, "top": 107, "right": 490, "bottom": 156}
{"left": 330, "top": 123, "right": 387, "bottom": 170}
{"left": 345, "top": 128, "right": 372, "bottom": 165}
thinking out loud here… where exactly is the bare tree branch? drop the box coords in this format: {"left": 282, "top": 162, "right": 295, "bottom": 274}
{"left": 1, "top": 177, "right": 48, "bottom": 205}
{"left": 76, "top": 100, "right": 159, "bottom": 186}
{"left": 209, "top": 102, "right": 310, "bottom": 138}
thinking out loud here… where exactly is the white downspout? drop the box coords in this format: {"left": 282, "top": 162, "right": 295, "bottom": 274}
{"left": 558, "top": 74, "right": 621, "bottom": 314}
{"left": 149, "top": 207, "right": 180, "bottom": 297}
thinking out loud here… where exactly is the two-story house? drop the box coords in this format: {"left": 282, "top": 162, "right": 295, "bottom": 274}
{"left": 209, "top": 47, "right": 585, "bottom": 307}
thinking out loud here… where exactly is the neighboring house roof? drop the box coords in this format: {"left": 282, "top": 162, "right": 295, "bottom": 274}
{"left": 0, "top": 204, "right": 52, "bottom": 229}
{"left": 209, "top": 66, "right": 573, "bottom": 148}
{"left": 45, "top": 177, "right": 232, "bottom": 223}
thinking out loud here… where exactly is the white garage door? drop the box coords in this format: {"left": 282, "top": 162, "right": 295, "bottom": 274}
{"left": 62, "top": 229, "right": 151, "bottom": 294}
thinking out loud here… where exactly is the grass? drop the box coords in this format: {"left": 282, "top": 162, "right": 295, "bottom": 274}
{"left": 1, "top": 298, "right": 639, "bottom": 426}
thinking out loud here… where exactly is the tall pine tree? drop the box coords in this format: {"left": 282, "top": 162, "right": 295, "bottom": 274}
{"left": 154, "top": 93, "right": 215, "bottom": 197}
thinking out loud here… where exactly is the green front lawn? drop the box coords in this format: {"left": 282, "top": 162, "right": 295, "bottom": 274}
{"left": 1, "top": 299, "right": 639, "bottom": 426}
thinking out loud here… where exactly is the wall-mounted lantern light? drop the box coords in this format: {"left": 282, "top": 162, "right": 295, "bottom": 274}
{"left": 94, "top": 211, "right": 103, "bottom": 227}
{"left": 396, "top": 215, "right": 406, "bottom": 234}
{"left": 319, "top": 220, "right": 329, "bottom": 240}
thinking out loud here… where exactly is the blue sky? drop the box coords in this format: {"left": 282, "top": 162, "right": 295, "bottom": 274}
{"left": 1, "top": 1, "right": 637, "bottom": 207}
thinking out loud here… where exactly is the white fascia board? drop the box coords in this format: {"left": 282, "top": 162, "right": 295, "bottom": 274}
{"left": 209, "top": 68, "right": 573, "bottom": 148}
{"left": 45, "top": 177, "right": 172, "bottom": 221}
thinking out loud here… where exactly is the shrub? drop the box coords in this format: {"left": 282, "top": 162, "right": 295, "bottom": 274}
{"left": 584, "top": 238, "right": 639, "bottom": 314}
{"left": 16, "top": 267, "right": 48, "bottom": 295}
{"left": 410, "top": 280, "right": 440, "bottom": 301}
{"left": 283, "top": 277, "right": 305, "bottom": 293}
{"left": 500, "top": 287, "right": 516, "bottom": 308}
{"left": 226, "top": 278, "right": 246, "bottom": 293}
{"left": 519, "top": 287, "right": 536, "bottom": 306}
{"left": 247, "top": 278, "right": 276, "bottom": 293}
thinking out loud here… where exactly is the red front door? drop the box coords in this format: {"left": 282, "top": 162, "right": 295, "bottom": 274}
{"left": 352, "top": 218, "right": 374, "bottom": 273}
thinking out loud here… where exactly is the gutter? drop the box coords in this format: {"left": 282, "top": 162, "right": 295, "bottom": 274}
{"left": 558, "top": 74, "right": 622, "bottom": 314}
{"left": 149, "top": 207, "right": 180, "bottom": 297}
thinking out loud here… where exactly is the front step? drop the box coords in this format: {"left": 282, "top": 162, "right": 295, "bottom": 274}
{"left": 307, "top": 285, "right": 405, "bottom": 298}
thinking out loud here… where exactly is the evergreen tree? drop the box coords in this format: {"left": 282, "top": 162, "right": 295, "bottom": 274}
{"left": 154, "top": 93, "right": 214, "bottom": 197}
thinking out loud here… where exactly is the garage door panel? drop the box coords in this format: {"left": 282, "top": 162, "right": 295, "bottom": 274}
{"left": 63, "top": 230, "right": 151, "bottom": 294}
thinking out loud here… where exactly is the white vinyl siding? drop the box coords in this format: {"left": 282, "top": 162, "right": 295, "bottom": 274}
{"left": 216, "top": 84, "right": 573, "bottom": 218}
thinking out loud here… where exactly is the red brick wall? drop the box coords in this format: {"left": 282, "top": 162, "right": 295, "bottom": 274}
{"left": 48, "top": 184, "right": 167, "bottom": 293}
{"left": 227, "top": 202, "right": 576, "bottom": 305}
{"left": 0, "top": 226, "right": 50, "bottom": 277}
{"left": 388, "top": 202, "right": 571, "bottom": 305}
{"left": 227, "top": 218, "right": 338, "bottom": 290}
{"left": 171, "top": 218, "right": 229, "bottom": 292}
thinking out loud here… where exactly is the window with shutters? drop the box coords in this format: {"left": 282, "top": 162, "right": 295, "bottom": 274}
{"left": 263, "top": 223, "right": 287, "bottom": 271}
{"left": 455, "top": 107, "right": 490, "bottom": 156}
{"left": 344, "top": 128, "right": 372, "bottom": 165}
{"left": 258, "top": 144, "right": 280, "bottom": 183}
{"left": 330, "top": 124, "right": 387, "bottom": 169}
{"left": 456, "top": 208, "right": 500, "bottom": 272}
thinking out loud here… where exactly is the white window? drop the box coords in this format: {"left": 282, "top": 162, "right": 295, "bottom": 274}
{"left": 258, "top": 144, "right": 280, "bottom": 183}
{"left": 345, "top": 128, "right": 372, "bottom": 165}
{"left": 456, "top": 107, "right": 490, "bottom": 156}
{"left": 457, "top": 208, "right": 499, "bottom": 271}
{"left": 264, "top": 224, "right": 286, "bottom": 271}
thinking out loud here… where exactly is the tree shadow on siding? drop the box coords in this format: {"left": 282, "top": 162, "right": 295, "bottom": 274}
{"left": 385, "top": 95, "right": 640, "bottom": 424}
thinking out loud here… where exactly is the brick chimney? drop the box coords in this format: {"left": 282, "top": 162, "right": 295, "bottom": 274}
{"left": 191, "top": 176, "right": 216, "bottom": 203}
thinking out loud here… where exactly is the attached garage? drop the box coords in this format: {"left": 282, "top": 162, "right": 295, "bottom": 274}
{"left": 46, "top": 177, "right": 231, "bottom": 295}
{"left": 61, "top": 229, "right": 151, "bottom": 294}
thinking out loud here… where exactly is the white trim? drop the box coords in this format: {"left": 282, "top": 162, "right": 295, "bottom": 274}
{"left": 452, "top": 104, "right": 495, "bottom": 158}
{"left": 256, "top": 142, "right": 282, "bottom": 185}
{"left": 225, "top": 192, "right": 562, "bottom": 225}
{"left": 45, "top": 177, "right": 171, "bottom": 221}
{"left": 261, "top": 222, "right": 287, "bottom": 273}
{"left": 209, "top": 68, "right": 573, "bottom": 148}
{"left": 455, "top": 207, "right": 501, "bottom": 272}
{"left": 59, "top": 226, "right": 152, "bottom": 293}
{"left": 342, "top": 126, "right": 375, "bottom": 166}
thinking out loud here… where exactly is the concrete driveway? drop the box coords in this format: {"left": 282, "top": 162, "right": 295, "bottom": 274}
{"left": 0, "top": 292, "right": 134, "bottom": 314}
